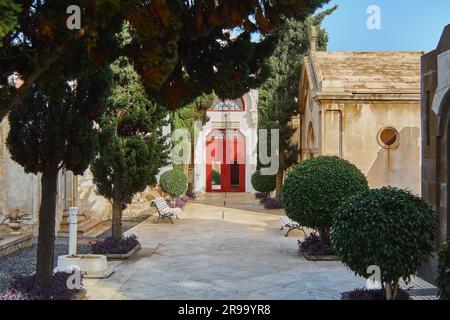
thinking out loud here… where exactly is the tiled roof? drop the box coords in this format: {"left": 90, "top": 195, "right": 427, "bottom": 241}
{"left": 311, "top": 51, "right": 421, "bottom": 94}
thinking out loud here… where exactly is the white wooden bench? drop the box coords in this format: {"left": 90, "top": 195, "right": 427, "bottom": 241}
{"left": 279, "top": 216, "right": 306, "bottom": 237}
{"left": 151, "top": 198, "right": 181, "bottom": 224}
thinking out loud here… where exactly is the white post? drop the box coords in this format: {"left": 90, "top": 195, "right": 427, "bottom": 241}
{"left": 68, "top": 207, "right": 78, "bottom": 256}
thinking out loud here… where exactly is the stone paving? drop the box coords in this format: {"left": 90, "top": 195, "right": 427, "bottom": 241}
{"left": 83, "top": 193, "right": 437, "bottom": 300}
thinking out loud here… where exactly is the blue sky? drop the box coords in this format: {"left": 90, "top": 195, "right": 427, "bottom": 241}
{"left": 319, "top": 0, "right": 450, "bottom": 52}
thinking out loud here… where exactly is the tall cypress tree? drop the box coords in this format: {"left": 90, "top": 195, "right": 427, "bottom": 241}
{"left": 258, "top": 7, "right": 336, "bottom": 200}
{"left": 6, "top": 69, "right": 111, "bottom": 288}
{"left": 91, "top": 56, "right": 169, "bottom": 240}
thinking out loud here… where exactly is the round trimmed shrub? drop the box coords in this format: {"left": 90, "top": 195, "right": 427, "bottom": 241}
{"left": 251, "top": 170, "right": 276, "bottom": 194}
{"left": 331, "top": 187, "right": 437, "bottom": 300}
{"left": 282, "top": 156, "right": 368, "bottom": 240}
{"left": 160, "top": 169, "right": 188, "bottom": 198}
{"left": 437, "top": 239, "right": 450, "bottom": 300}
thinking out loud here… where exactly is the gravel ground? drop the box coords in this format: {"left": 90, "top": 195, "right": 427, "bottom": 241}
{"left": 0, "top": 217, "right": 147, "bottom": 293}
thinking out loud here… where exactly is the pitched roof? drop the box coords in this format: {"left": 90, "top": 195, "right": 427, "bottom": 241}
{"left": 309, "top": 51, "right": 421, "bottom": 94}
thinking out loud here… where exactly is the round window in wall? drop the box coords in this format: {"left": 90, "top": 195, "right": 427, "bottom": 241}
{"left": 377, "top": 127, "right": 400, "bottom": 149}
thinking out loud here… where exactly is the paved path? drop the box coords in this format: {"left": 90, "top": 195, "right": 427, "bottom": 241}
{"left": 84, "top": 194, "right": 367, "bottom": 300}
{"left": 83, "top": 193, "right": 436, "bottom": 300}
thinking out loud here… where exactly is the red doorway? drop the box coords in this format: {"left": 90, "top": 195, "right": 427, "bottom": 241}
{"left": 206, "top": 129, "right": 245, "bottom": 192}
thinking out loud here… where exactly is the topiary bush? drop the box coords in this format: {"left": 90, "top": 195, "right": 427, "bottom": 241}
{"left": 437, "top": 239, "right": 450, "bottom": 300}
{"left": 282, "top": 156, "right": 368, "bottom": 241}
{"left": 331, "top": 187, "right": 437, "bottom": 300}
{"left": 251, "top": 170, "right": 276, "bottom": 195}
{"left": 160, "top": 169, "right": 188, "bottom": 198}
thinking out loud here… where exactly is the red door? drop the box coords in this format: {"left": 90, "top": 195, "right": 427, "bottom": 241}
{"left": 206, "top": 129, "right": 245, "bottom": 192}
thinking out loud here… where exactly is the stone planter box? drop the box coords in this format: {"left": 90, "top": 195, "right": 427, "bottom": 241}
{"left": 103, "top": 243, "right": 141, "bottom": 261}
{"left": 301, "top": 249, "right": 340, "bottom": 261}
{"left": 0, "top": 233, "right": 33, "bottom": 258}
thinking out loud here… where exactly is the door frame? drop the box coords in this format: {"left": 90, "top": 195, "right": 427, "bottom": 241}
{"left": 206, "top": 129, "right": 246, "bottom": 192}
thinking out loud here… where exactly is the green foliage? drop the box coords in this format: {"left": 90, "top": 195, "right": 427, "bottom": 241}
{"left": 171, "top": 92, "right": 214, "bottom": 132}
{"left": 0, "top": 0, "right": 20, "bottom": 46}
{"left": 437, "top": 239, "right": 450, "bottom": 300}
{"left": 7, "top": 68, "right": 111, "bottom": 174}
{"left": 251, "top": 170, "right": 276, "bottom": 194}
{"left": 0, "top": 1, "right": 329, "bottom": 122}
{"left": 160, "top": 169, "right": 188, "bottom": 198}
{"left": 331, "top": 187, "right": 437, "bottom": 298}
{"left": 91, "top": 56, "right": 169, "bottom": 207}
{"left": 282, "top": 156, "right": 368, "bottom": 235}
{"left": 257, "top": 7, "right": 336, "bottom": 172}
{"left": 170, "top": 92, "right": 214, "bottom": 166}
{"left": 6, "top": 67, "right": 111, "bottom": 287}
{"left": 212, "top": 170, "right": 221, "bottom": 185}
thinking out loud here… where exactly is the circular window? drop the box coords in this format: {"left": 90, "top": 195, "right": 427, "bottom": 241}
{"left": 377, "top": 127, "right": 400, "bottom": 149}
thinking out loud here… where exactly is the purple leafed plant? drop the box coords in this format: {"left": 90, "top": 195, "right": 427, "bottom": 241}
{"left": 0, "top": 271, "right": 83, "bottom": 300}
{"left": 263, "top": 198, "right": 283, "bottom": 209}
{"left": 186, "top": 191, "right": 196, "bottom": 199}
{"left": 298, "top": 233, "right": 335, "bottom": 256}
{"left": 91, "top": 234, "right": 140, "bottom": 254}
{"left": 342, "top": 288, "right": 410, "bottom": 300}
{"left": 168, "top": 196, "right": 189, "bottom": 209}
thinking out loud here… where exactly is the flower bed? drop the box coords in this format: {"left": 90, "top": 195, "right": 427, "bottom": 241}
{"left": 0, "top": 271, "right": 84, "bottom": 300}
{"left": 263, "top": 198, "right": 283, "bottom": 209}
{"left": 298, "top": 233, "right": 338, "bottom": 260}
{"left": 168, "top": 196, "right": 189, "bottom": 209}
{"left": 341, "top": 288, "right": 410, "bottom": 300}
{"left": 91, "top": 234, "right": 140, "bottom": 255}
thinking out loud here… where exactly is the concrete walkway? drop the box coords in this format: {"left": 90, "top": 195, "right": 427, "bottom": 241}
{"left": 83, "top": 193, "right": 437, "bottom": 300}
{"left": 84, "top": 194, "right": 368, "bottom": 300}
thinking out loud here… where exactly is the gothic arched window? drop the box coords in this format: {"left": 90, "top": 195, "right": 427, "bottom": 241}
{"left": 210, "top": 98, "right": 245, "bottom": 111}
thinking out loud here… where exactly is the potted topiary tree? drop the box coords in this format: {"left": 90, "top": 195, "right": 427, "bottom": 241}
{"left": 332, "top": 187, "right": 437, "bottom": 300}
{"left": 282, "top": 156, "right": 368, "bottom": 259}
{"left": 437, "top": 239, "right": 450, "bottom": 300}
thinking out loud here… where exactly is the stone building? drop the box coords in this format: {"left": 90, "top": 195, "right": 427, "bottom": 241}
{"left": 419, "top": 25, "right": 450, "bottom": 283}
{"left": 194, "top": 91, "right": 259, "bottom": 193}
{"left": 296, "top": 29, "right": 422, "bottom": 194}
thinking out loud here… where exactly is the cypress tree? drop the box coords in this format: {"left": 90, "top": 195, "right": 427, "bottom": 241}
{"left": 91, "top": 56, "right": 169, "bottom": 240}
{"left": 6, "top": 68, "right": 111, "bottom": 288}
{"left": 258, "top": 7, "right": 336, "bottom": 200}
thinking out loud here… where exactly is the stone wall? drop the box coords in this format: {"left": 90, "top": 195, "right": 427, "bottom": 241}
{"left": 0, "top": 119, "right": 40, "bottom": 234}
{"left": 299, "top": 98, "right": 421, "bottom": 194}
{"left": 419, "top": 25, "right": 450, "bottom": 283}
{"left": 194, "top": 90, "right": 259, "bottom": 193}
{"left": 0, "top": 119, "right": 112, "bottom": 234}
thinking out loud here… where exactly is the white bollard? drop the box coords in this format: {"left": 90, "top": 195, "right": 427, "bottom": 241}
{"left": 68, "top": 207, "right": 78, "bottom": 256}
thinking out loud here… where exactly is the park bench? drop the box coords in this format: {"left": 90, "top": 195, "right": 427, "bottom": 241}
{"left": 279, "top": 216, "right": 306, "bottom": 237}
{"left": 151, "top": 198, "right": 181, "bottom": 224}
